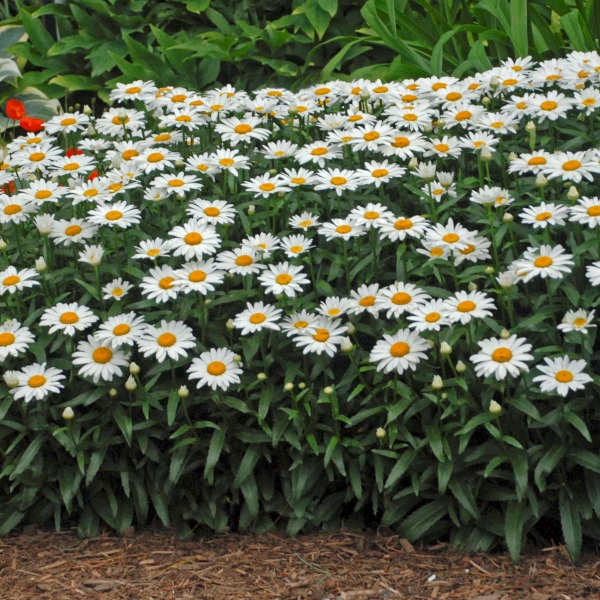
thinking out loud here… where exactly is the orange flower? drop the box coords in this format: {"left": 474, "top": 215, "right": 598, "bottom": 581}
{"left": 5, "top": 98, "right": 26, "bottom": 120}
{"left": 19, "top": 116, "right": 44, "bottom": 132}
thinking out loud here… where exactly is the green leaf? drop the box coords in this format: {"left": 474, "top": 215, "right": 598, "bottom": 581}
{"left": 509, "top": 0, "right": 528, "bottom": 56}
{"left": 169, "top": 447, "right": 188, "bottom": 484}
{"left": 186, "top": 0, "right": 210, "bottom": 13}
{"left": 233, "top": 446, "right": 260, "bottom": 487}
{"left": 534, "top": 446, "right": 565, "bottom": 492}
{"left": 19, "top": 8, "right": 55, "bottom": 52}
{"left": 564, "top": 410, "right": 592, "bottom": 443}
{"left": 204, "top": 428, "right": 225, "bottom": 483}
{"left": 559, "top": 488, "right": 582, "bottom": 563}
{"left": 49, "top": 74, "right": 100, "bottom": 92}
{"left": 318, "top": 0, "right": 338, "bottom": 18}
{"left": 167, "top": 390, "right": 179, "bottom": 426}
{"left": 504, "top": 501, "right": 525, "bottom": 562}
{"left": 570, "top": 449, "right": 600, "bottom": 474}
{"left": 560, "top": 10, "right": 594, "bottom": 51}
{"left": 508, "top": 450, "right": 529, "bottom": 502}
{"left": 11, "top": 435, "right": 44, "bottom": 479}
{"left": 113, "top": 405, "right": 133, "bottom": 446}
{"left": 385, "top": 449, "right": 417, "bottom": 489}
{"left": 402, "top": 498, "right": 448, "bottom": 542}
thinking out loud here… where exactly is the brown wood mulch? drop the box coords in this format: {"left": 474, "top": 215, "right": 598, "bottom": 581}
{"left": 0, "top": 528, "right": 599, "bottom": 600}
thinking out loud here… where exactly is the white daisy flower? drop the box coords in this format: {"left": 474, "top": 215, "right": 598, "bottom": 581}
{"left": 0, "top": 319, "right": 35, "bottom": 361}
{"left": 138, "top": 320, "right": 196, "bottom": 363}
{"left": 95, "top": 312, "right": 147, "bottom": 348}
{"left": 72, "top": 335, "right": 130, "bottom": 383}
{"left": 318, "top": 218, "right": 365, "bottom": 241}
{"left": 289, "top": 211, "right": 320, "bottom": 230}
{"left": 186, "top": 199, "right": 236, "bottom": 225}
{"left": 10, "top": 362, "right": 65, "bottom": 402}
{"left": 377, "top": 214, "right": 429, "bottom": 242}
{"left": 49, "top": 218, "right": 98, "bottom": 246}
{"left": 280, "top": 310, "right": 319, "bottom": 337}
{"left": 279, "top": 234, "right": 313, "bottom": 258}
{"left": 102, "top": 277, "right": 132, "bottom": 301}
{"left": 0, "top": 195, "right": 36, "bottom": 224}
{"left": 511, "top": 244, "right": 574, "bottom": 282}
{"left": 139, "top": 265, "right": 180, "bottom": 303}
{"left": 586, "top": 261, "right": 600, "bottom": 286}
{"left": 569, "top": 196, "right": 600, "bottom": 228}
{"left": 233, "top": 301, "right": 283, "bottom": 336}
{"left": 188, "top": 347, "right": 242, "bottom": 391}
{"left": 532, "top": 355, "right": 593, "bottom": 397}
{"left": 293, "top": 317, "right": 348, "bottom": 357}
{"left": 406, "top": 299, "right": 452, "bottom": 332}
{"left": 519, "top": 202, "right": 569, "bottom": 228}
{"left": 557, "top": 309, "right": 596, "bottom": 334}
{"left": 375, "top": 282, "right": 431, "bottom": 319}
{"left": 369, "top": 329, "right": 430, "bottom": 375}
{"left": 316, "top": 296, "right": 354, "bottom": 319}
{"left": 470, "top": 335, "right": 533, "bottom": 380}
{"left": 168, "top": 219, "right": 221, "bottom": 260}
{"left": 39, "top": 302, "right": 99, "bottom": 336}
{"left": 174, "top": 260, "right": 225, "bottom": 295}
{"left": 444, "top": 290, "right": 496, "bottom": 325}
{"left": 0, "top": 266, "right": 39, "bottom": 295}
{"left": 132, "top": 238, "right": 174, "bottom": 261}
{"left": 258, "top": 262, "right": 310, "bottom": 297}
{"left": 216, "top": 246, "right": 264, "bottom": 276}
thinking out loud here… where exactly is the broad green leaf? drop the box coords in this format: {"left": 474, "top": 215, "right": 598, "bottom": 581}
{"left": 504, "top": 501, "right": 525, "bottom": 562}
{"left": 402, "top": 498, "right": 448, "bottom": 542}
{"left": 204, "top": 428, "right": 225, "bottom": 483}
{"left": 559, "top": 488, "right": 582, "bottom": 563}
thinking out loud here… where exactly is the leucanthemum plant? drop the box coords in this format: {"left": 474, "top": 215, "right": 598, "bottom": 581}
{"left": 1, "top": 51, "right": 600, "bottom": 561}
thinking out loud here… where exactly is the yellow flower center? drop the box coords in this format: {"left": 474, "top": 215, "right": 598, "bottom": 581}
{"left": 528, "top": 156, "right": 547, "bottom": 166}
{"left": 432, "top": 82, "right": 447, "bottom": 91}
{"left": 455, "top": 110, "right": 472, "bottom": 121}
{"left": 373, "top": 85, "right": 388, "bottom": 93}
{"left": 540, "top": 100, "right": 558, "bottom": 111}
{"left": 503, "top": 78, "right": 518, "bottom": 86}
{"left": 105, "top": 210, "right": 123, "bottom": 221}
{"left": 291, "top": 177, "right": 306, "bottom": 185}
{"left": 35, "top": 190, "right": 52, "bottom": 200}
{"left": 2, "top": 275, "right": 20, "bottom": 286}
{"left": 112, "top": 115, "right": 130, "bottom": 125}
{"left": 460, "top": 244, "right": 475, "bottom": 255}
{"left": 330, "top": 176, "right": 347, "bottom": 186}
{"left": 328, "top": 308, "right": 340, "bottom": 317}
{"left": 572, "top": 317, "right": 587, "bottom": 327}
{"left": 154, "top": 133, "right": 171, "bottom": 142}
{"left": 314, "top": 87, "right": 331, "bottom": 95}
{"left": 175, "top": 115, "right": 192, "bottom": 122}
{"left": 113, "top": 324, "right": 131, "bottom": 336}
{"left": 275, "top": 273, "right": 292, "bottom": 285}
{"left": 311, "top": 147, "right": 328, "bottom": 156}
{"left": 391, "top": 292, "right": 411, "bottom": 305}
{"left": 403, "top": 113, "right": 417, "bottom": 121}
{"left": 146, "top": 248, "right": 161, "bottom": 257}
{"left": 430, "top": 247, "right": 444, "bottom": 257}
{"left": 84, "top": 189, "right": 98, "bottom": 197}
{"left": 147, "top": 152, "right": 164, "bottom": 163}
{"left": 0, "top": 332, "right": 15, "bottom": 346}
{"left": 259, "top": 182, "right": 275, "bottom": 192}
{"left": 402, "top": 93, "right": 418, "bottom": 102}
{"left": 112, "top": 287, "right": 124, "bottom": 297}
{"left": 534, "top": 256, "right": 553, "bottom": 268}
{"left": 28, "top": 375, "right": 47, "bottom": 388}
{"left": 335, "top": 224, "right": 352, "bottom": 234}
{"left": 92, "top": 347, "right": 113, "bottom": 364}
{"left": 359, "top": 295, "right": 376, "bottom": 306}
{"left": 63, "top": 162, "right": 80, "bottom": 171}
{"left": 3, "top": 204, "right": 21, "bottom": 215}
{"left": 425, "top": 312, "right": 441, "bottom": 323}
{"left": 235, "top": 255, "right": 253, "bottom": 266}
{"left": 234, "top": 123, "right": 252, "bottom": 134}
{"left": 60, "top": 311, "right": 79, "bottom": 324}
{"left": 562, "top": 160, "right": 581, "bottom": 171}
{"left": 294, "top": 320, "right": 308, "bottom": 329}
{"left": 171, "top": 94, "right": 187, "bottom": 102}
{"left": 249, "top": 313, "right": 266, "bottom": 324}
{"left": 363, "top": 131, "right": 380, "bottom": 141}
{"left": 442, "top": 233, "right": 459, "bottom": 243}
{"left": 371, "top": 168, "right": 389, "bottom": 178}
{"left": 159, "top": 276, "right": 174, "bottom": 289}
{"left": 168, "top": 178, "right": 184, "bottom": 187}
{"left": 157, "top": 333, "right": 176, "bottom": 347}
{"left": 60, "top": 117, "right": 77, "bottom": 126}
{"left": 289, "top": 245, "right": 303, "bottom": 254}
{"left": 490, "top": 121, "right": 504, "bottom": 129}
{"left": 390, "top": 341, "right": 410, "bottom": 357}
{"left": 535, "top": 211, "right": 552, "bottom": 221}
{"left": 125, "top": 86, "right": 141, "bottom": 94}
{"left": 546, "top": 74, "right": 561, "bottom": 81}
{"left": 582, "top": 98, "right": 596, "bottom": 106}
{"left": 184, "top": 232, "right": 203, "bottom": 245}
{"left": 587, "top": 205, "right": 600, "bottom": 217}
{"left": 491, "top": 347, "right": 512, "bottom": 362}
{"left": 457, "top": 300, "right": 475, "bottom": 312}
{"left": 189, "top": 270, "right": 206, "bottom": 282}
{"left": 207, "top": 360, "right": 226, "bottom": 375}
{"left": 313, "top": 328, "right": 330, "bottom": 342}
{"left": 555, "top": 370, "right": 574, "bottom": 383}
{"left": 394, "top": 218, "right": 413, "bottom": 230}
{"left": 446, "top": 91, "right": 462, "bottom": 101}
{"left": 29, "top": 152, "right": 45, "bottom": 162}
{"left": 434, "top": 143, "right": 450, "bottom": 153}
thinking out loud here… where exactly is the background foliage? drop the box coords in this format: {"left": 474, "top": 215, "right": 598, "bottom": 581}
{"left": 1, "top": 0, "right": 599, "bottom": 109}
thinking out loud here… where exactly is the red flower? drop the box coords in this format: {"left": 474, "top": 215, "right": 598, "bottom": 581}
{"left": 19, "top": 116, "right": 44, "bottom": 133}
{"left": 1, "top": 180, "right": 16, "bottom": 195}
{"left": 66, "top": 146, "right": 83, "bottom": 158}
{"left": 88, "top": 169, "right": 99, "bottom": 181}
{"left": 5, "top": 99, "right": 26, "bottom": 120}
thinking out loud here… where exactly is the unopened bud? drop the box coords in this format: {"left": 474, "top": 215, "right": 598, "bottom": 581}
{"left": 502, "top": 212, "right": 514, "bottom": 222}
{"left": 525, "top": 120, "right": 536, "bottom": 132}
{"left": 440, "top": 341, "right": 452, "bottom": 355}
{"left": 323, "top": 385, "right": 334, "bottom": 395}
{"left": 178, "top": 385, "right": 189, "bottom": 398}
{"left": 256, "top": 372, "right": 267, "bottom": 381}
{"left": 468, "top": 281, "right": 478, "bottom": 292}
{"left": 109, "top": 387, "right": 118, "bottom": 397}
{"left": 431, "top": 375, "right": 444, "bottom": 390}
{"left": 3, "top": 371, "right": 19, "bottom": 388}
{"left": 489, "top": 399, "right": 502, "bottom": 415}
{"left": 129, "top": 362, "right": 140, "bottom": 375}
{"left": 456, "top": 360, "right": 467, "bottom": 373}
{"left": 284, "top": 382, "right": 294, "bottom": 392}
{"left": 535, "top": 173, "right": 548, "bottom": 187}
{"left": 0, "top": 238, "right": 7, "bottom": 251}
{"left": 346, "top": 322, "right": 356, "bottom": 335}
{"left": 375, "top": 427, "right": 386, "bottom": 439}
{"left": 298, "top": 382, "right": 306, "bottom": 389}
{"left": 247, "top": 204, "right": 256, "bottom": 215}
{"left": 225, "top": 318, "right": 235, "bottom": 330}
{"left": 480, "top": 146, "right": 493, "bottom": 161}
{"left": 408, "top": 157, "right": 419, "bottom": 170}
{"left": 125, "top": 375, "right": 137, "bottom": 391}
{"left": 340, "top": 337, "right": 354, "bottom": 352}
{"left": 35, "top": 256, "right": 47, "bottom": 272}
{"left": 567, "top": 186, "right": 579, "bottom": 201}
{"left": 62, "top": 406, "right": 75, "bottom": 420}
{"left": 500, "top": 328, "right": 510, "bottom": 339}
{"left": 485, "top": 266, "right": 494, "bottom": 275}
{"left": 508, "top": 152, "right": 518, "bottom": 161}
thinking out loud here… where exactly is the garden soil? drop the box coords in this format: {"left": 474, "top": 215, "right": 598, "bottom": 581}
{"left": 0, "top": 528, "right": 598, "bottom": 599}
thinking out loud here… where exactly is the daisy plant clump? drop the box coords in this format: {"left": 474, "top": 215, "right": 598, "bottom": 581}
{"left": 1, "top": 56, "right": 600, "bottom": 559}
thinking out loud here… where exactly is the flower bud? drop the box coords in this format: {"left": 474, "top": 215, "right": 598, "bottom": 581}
{"left": 502, "top": 212, "right": 514, "bottom": 222}
{"left": 484, "top": 266, "right": 494, "bottom": 275}
{"left": 500, "top": 328, "right": 510, "bottom": 339}
{"left": 340, "top": 336, "right": 354, "bottom": 353}
{"left": 0, "top": 238, "right": 6, "bottom": 251}
{"left": 247, "top": 204, "right": 256, "bottom": 215}
{"left": 456, "top": 360, "right": 467, "bottom": 373}
{"left": 62, "top": 406, "right": 75, "bottom": 420}
{"left": 431, "top": 375, "right": 443, "bottom": 390}
{"left": 346, "top": 322, "right": 356, "bottom": 335}
{"left": 109, "top": 387, "right": 118, "bottom": 397}
{"left": 468, "top": 281, "right": 478, "bottom": 292}
{"left": 567, "top": 185, "right": 579, "bottom": 201}
{"left": 489, "top": 400, "right": 502, "bottom": 415}
{"left": 323, "top": 385, "right": 334, "bottom": 395}
{"left": 3, "top": 370, "right": 19, "bottom": 388}
{"left": 298, "top": 382, "right": 306, "bottom": 389}
{"left": 129, "top": 362, "right": 140, "bottom": 375}
{"left": 375, "top": 427, "right": 386, "bottom": 439}
{"left": 178, "top": 385, "right": 189, "bottom": 398}
{"left": 440, "top": 341, "right": 452, "bottom": 355}
{"left": 525, "top": 120, "right": 536, "bottom": 133}
{"left": 480, "top": 146, "right": 493, "bottom": 161}
{"left": 535, "top": 173, "right": 548, "bottom": 187}
{"left": 408, "top": 157, "right": 419, "bottom": 170}
{"left": 124, "top": 375, "right": 137, "bottom": 391}
{"left": 35, "top": 256, "right": 47, "bottom": 272}
{"left": 284, "top": 381, "right": 294, "bottom": 392}
{"left": 508, "top": 152, "right": 518, "bottom": 161}
{"left": 225, "top": 318, "right": 235, "bottom": 330}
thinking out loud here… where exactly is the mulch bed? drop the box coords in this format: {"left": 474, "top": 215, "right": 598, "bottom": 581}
{"left": 0, "top": 528, "right": 599, "bottom": 599}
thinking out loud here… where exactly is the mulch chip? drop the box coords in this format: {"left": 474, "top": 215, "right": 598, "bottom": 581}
{"left": 0, "top": 528, "right": 598, "bottom": 599}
